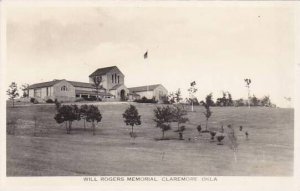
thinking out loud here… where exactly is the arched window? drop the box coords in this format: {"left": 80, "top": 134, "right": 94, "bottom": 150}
{"left": 61, "top": 86, "right": 68, "bottom": 91}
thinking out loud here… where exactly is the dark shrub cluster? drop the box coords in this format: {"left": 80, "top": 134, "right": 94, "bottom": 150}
{"left": 46, "top": 99, "right": 54, "bottom": 103}
{"left": 135, "top": 96, "right": 157, "bottom": 104}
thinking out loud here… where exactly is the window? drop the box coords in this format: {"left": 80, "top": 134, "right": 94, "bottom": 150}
{"left": 34, "top": 89, "right": 41, "bottom": 98}
{"left": 112, "top": 74, "right": 114, "bottom": 83}
{"left": 115, "top": 74, "right": 117, "bottom": 83}
{"left": 118, "top": 76, "right": 120, "bottom": 84}
{"left": 46, "top": 87, "right": 49, "bottom": 96}
{"left": 61, "top": 86, "right": 68, "bottom": 91}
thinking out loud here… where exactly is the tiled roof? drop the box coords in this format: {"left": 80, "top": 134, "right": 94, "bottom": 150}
{"left": 28, "top": 79, "right": 105, "bottom": 90}
{"left": 128, "top": 84, "right": 161, "bottom": 93}
{"left": 28, "top": 80, "right": 61, "bottom": 89}
{"left": 89, "top": 66, "right": 118, "bottom": 77}
{"left": 110, "top": 84, "right": 123, "bottom": 90}
{"left": 67, "top": 81, "right": 94, "bottom": 88}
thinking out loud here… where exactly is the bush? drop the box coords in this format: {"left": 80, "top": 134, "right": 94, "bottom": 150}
{"left": 135, "top": 96, "right": 157, "bottom": 104}
{"left": 75, "top": 98, "right": 85, "bottom": 102}
{"left": 46, "top": 99, "right": 54, "bottom": 103}
{"left": 30, "top": 98, "right": 35, "bottom": 103}
{"left": 29, "top": 97, "right": 39, "bottom": 104}
{"left": 82, "top": 96, "right": 100, "bottom": 101}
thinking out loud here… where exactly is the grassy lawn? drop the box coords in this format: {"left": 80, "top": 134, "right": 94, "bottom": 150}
{"left": 6, "top": 102, "right": 294, "bottom": 176}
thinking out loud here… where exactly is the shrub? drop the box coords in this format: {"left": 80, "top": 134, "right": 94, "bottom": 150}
{"left": 75, "top": 98, "right": 85, "bottom": 102}
{"left": 30, "top": 98, "right": 35, "bottom": 103}
{"left": 135, "top": 96, "right": 157, "bottom": 104}
{"left": 33, "top": 99, "right": 39, "bottom": 104}
{"left": 83, "top": 96, "right": 99, "bottom": 101}
{"left": 54, "top": 99, "right": 61, "bottom": 110}
{"left": 46, "top": 99, "right": 54, "bottom": 103}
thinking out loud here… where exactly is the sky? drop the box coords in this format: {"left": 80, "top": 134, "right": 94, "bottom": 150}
{"left": 4, "top": 3, "right": 296, "bottom": 107}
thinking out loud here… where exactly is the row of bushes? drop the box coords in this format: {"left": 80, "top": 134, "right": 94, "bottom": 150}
{"left": 134, "top": 96, "right": 158, "bottom": 104}
{"left": 30, "top": 97, "right": 103, "bottom": 104}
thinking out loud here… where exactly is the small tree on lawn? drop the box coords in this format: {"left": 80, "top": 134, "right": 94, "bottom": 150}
{"left": 172, "top": 105, "right": 188, "bottom": 139}
{"left": 122, "top": 105, "right": 141, "bottom": 134}
{"left": 86, "top": 105, "right": 102, "bottom": 135}
{"left": 153, "top": 106, "right": 173, "bottom": 139}
{"left": 54, "top": 105, "right": 80, "bottom": 134}
{"left": 80, "top": 104, "right": 89, "bottom": 131}
{"left": 188, "top": 81, "right": 197, "bottom": 112}
{"left": 123, "top": 105, "right": 141, "bottom": 140}
{"left": 201, "top": 93, "right": 213, "bottom": 132}
{"left": 7, "top": 82, "right": 19, "bottom": 107}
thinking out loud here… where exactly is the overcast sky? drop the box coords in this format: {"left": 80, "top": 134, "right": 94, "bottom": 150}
{"left": 5, "top": 4, "right": 296, "bottom": 107}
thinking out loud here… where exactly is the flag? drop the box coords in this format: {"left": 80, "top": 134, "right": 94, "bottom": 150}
{"left": 144, "top": 51, "right": 148, "bottom": 59}
{"left": 190, "top": 81, "right": 196, "bottom": 86}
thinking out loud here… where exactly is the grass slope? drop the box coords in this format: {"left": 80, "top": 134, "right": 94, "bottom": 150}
{"left": 6, "top": 103, "right": 294, "bottom": 176}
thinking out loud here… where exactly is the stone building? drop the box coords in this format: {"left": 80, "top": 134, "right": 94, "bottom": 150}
{"left": 27, "top": 66, "right": 167, "bottom": 102}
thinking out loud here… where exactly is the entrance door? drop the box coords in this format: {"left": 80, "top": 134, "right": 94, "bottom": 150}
{"left": 120, "top": 89, "right": 126, "bottom": 101}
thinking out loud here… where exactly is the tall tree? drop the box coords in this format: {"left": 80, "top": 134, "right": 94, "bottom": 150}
{"left": 92, "top": 76, "right": 103, "bottom": 101}
{"left": 188, "top": 81, "right": 197, "bottom": 112}
{"left": 7, "top": 82, "right": 19, "bottom": 107}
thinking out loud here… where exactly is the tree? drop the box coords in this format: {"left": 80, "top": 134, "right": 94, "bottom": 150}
{"left": 20, "top": 83, "right": 29, "bottom": 98}
{"left": 244, "top": 78, "right": 252, "bottom": 108}
{"left": 153, "top": 106, "right": 173, "bottom": 139}
{"left": 188, "top": 81, "right": 197, "bottom": 112}
{"left": 7, "top": 82, "right": 19, "bottom": 107}
{"left": 122, "top": 105, "right": 141, "bottom": 137}
{"left": 172, "top": 105, "right": 189, "bottom": 139}
{"left": 80, "top": 104, "right": 89, "bottom": 131}
{"left": 54, "top": 105, "right": 81, "bottom": 134}
{"left": 201, "top": 93, "right": 213, "bottom": 132}
{"left": 92, "top": 76, "right": 103, "bottom": 101}
{"left": 227, "top": 92, "right": 233, "bottom": 106}
{"left": 250, "top": 95, "right": 259, "bottom": 106}
{"left": 261, "top": 95, "right": 271, "bottom": 107}
{"left": 168, "top": 92, "right": 176, "bottom": 104}
{"left": 86, "top": 105, "right": 102, "bottom": 135}
{"left": 235, "top": 98, "right": 245, "bottom": 107}
{"left": 174, "top": 89, "right": 182, "bottom": 103}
